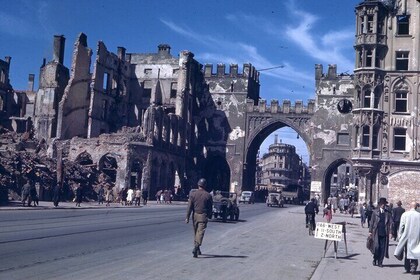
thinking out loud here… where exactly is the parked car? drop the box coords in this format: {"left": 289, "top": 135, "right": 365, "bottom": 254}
{"left": 212, "top": 191, "right": 240, "bottom": 222}
{"left": 266, "top": 192, "right": 284, "bottom": 207}
{"left": 239, "top": 191, "right": 255, "bottom": 204}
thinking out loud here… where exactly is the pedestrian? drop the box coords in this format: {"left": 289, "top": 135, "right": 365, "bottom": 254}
{"left": 74, "top": 182, "right": 83, "bottom": 207}
{"left": 305, "top": 198, "right": 319, "bottom": 232}
{"left": 120, "top": 187, "right": 128, "bottom": 206}
{"left": 134, "top": 188, "right": 141, "bottom": 206}
{"left": 126, "top": 188, "right": 134, "bottom": 206}
{"left": 366, "top": 201, "right": 374, "bottom": 227}
{"left": 360, "top": 202, "right": 367, "bottom": 227}
{"left": 142, "top": 189, "right": 148, "bottom": 205}
{"left": 331, "top": 195, "right": 338, "bottom": 213}
{"left": 21, "top": 180, "right": 31, "bottom": 207}
{"left": 323, "top": 203, "right": 333, "bottom": 223}
{"left": 394, "top": 202, "right": 420, "bottom": 275}
{"left": 52, "top": 183, "right": 61, "bottom": 207}
{"left": 369, "top": 197, "right": 392, "bottom": 267}
{"left": 392, "top": 200, "right": 405, "bottom": 241}
{"left": 156, "top": 190, "right": 162, "bottom": 204}
{"left": 105, "top": 186, "right": 113, "bottom": 207}
{"left": 29, "top": 182, "right": 39, "bottom": 206}
{"left": 98, "top": 185, "right": 105, "bottom": 205}
{"left": 349, "top": 200, "right": 356, "bottom": 218}
{"left": 185, "top": 178, "right": 213, "bottom": 258}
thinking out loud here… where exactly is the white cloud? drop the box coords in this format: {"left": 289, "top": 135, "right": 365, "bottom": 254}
{"left": 284, "top": 2, "right": 354, "bottom": 73}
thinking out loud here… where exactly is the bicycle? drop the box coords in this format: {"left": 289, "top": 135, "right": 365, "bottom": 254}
{"left": 306, "top": 213, "right": 315, "bottom": 236}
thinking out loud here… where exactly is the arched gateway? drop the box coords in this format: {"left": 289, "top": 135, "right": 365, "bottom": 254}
{"left": 231, "top": 65, "right": 356, "bottom": 203}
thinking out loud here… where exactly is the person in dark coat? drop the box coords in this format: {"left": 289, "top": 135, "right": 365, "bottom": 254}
{"left": 366, "top": 201, "right": 374, "bottom": 227}
{"left": 29, "top": 182, "right": 39, "bottom": 206}
{"left": 52, "top": 184, "right": 61, "bottom": 207}
{"left": 75, "top": 183, "right": 83, "bottom": 207}
{"left": 185, "top": 178, "right": 213, "bottom": 258}
{"left": 391, "top": 200, "right": 405, "bottom": 241}
{"left": 369, "top": 197, "right": 392, "bottom": 267}
{"left": 142, "top": 189, "right": 148, "bottom": 205}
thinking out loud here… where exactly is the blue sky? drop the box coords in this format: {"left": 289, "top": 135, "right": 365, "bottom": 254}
{"left": 0, "top": 0, "right": 360, "bottom": 163}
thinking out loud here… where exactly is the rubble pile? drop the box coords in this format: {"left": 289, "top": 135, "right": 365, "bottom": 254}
{"left": 0, "top": 129, "right": 103, "bottom": 203}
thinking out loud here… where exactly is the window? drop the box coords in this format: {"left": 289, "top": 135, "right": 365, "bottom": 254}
{"left": 170, "top": 82, "right": 177, "bottom": 98}
{"left": 103, "top": 73, "right": 110, "bottom": 91}
{"left": 396, "top": 51, "right": 409, "bottom": 70}
{"left": 101, "top": 99, "right": 108, "bottom": 120}
{"left": 360, "top": 16, "right": 365, "bottom": 34}
{"left": 397, "top": 15, "right": 409, "bottom": 35}
{"left": 372, "top": 127, "right": 379, "bottom": 150}
{"left": 395, "top": 91, "right": 408, "bottom": 112}
{"left": 363, "top": 89, "right": 372, "bottom": 108}
{"left": 394, "top": 128, "right": 406, "bottom": 151}
{"left": 337, "top": 133, "right": 350, "bottom": 145}
{"left": 366, "top": 50, "right": 373, "bottom": 67}
{"left": 362, "top": 126, "right": 370, "bottom": 147}
{"left": 367, "top": 15, "right": 374, "bottom": 33}
{"left": 143, "top": 80, "right": 152, "bottom": 98}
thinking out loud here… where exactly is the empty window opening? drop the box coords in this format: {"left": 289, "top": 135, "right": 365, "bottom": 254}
{"left": 103, "top": 73, "right": 110, "bottom": 91}
{"left": 101, "top": 99, "right": 108, "bottom": 120}
{"left": 170, "top": 82, "right": 177, "bottom": 98}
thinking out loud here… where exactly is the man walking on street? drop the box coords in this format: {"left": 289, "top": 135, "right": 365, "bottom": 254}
{"left": 185, "top": 178, "right": 213, "bottom": 258}
{"left": 391, "top": 200, "right": 405, "bottom": 241}
{"left": 369, "top": 197, "right": 392, "bottom": 267}
{"left": 394, "top": 202, "right": 420, "bottom": 275}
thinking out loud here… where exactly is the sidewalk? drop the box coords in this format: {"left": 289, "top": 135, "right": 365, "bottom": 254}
{"left": 311, "top": 211, "right": 419, "bottom": 280}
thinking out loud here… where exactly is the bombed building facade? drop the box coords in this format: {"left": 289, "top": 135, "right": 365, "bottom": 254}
{"left": 1, "top": 0, "right": 419, "bottom": 206}
{"left": 7, "top": 32, "right": 260, "bottom": 200}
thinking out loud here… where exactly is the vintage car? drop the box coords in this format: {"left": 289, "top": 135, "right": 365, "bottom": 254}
{"left": 212, "top": 191, "right": 240, "bottom": 222}
{"left": 239, "top": 191, "right": 255, "bottom": 204}
{"left": 266, "top": 192, "right": 284, "bottom": 208}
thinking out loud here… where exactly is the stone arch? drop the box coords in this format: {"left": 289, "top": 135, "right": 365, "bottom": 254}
{"left": 75, "top": 151, "right": 93, "bottom": 165}
{"left": 322, "top": 158, "right": 354, "bottom": 204}
{"left": 243, "top": 117, "right": 311, "bottom": 190}
{"left": 98, "top": 153, "right": 118, "bottom": 184}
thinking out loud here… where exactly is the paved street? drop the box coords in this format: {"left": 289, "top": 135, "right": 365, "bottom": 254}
{"left": 0, "top": 202, "right": 418, "bottom": 280}
{"left": 1, "top": 202, "right": 325, "bottom": 280}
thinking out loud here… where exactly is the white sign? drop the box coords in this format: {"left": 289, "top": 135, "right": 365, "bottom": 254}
{"left": 314, "top": 222, "right": 343, "bottom": 241}
{"left": 311, "top": 181, "right": 322, "bottom": 192}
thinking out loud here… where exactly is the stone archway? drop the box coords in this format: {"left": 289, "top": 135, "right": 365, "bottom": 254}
{"left": 98, "top": 154, "right": 118, "bottom": 185}
{"left": 243, "top": 117, "right": 311, "bottom": 192}
{"left": 323, "top": 159, "right": 356, "bottom": 204}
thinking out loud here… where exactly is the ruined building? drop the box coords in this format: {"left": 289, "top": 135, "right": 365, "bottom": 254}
{"left": 1, "top": 0, "right": 419, "bottom": 206}
{"left": 4, "top": 32, "right": 259, "bottom": 200}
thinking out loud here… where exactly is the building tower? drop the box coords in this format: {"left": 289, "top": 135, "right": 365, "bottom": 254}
{"left": 353, "top": 0, "right": 420, "bottom": 203}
